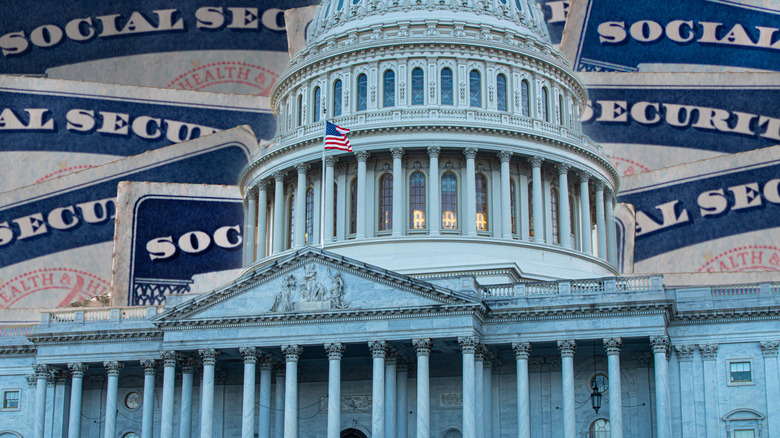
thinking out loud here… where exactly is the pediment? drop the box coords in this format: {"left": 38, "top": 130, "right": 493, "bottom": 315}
{"left": 153, "top": 248, "right": 477, "bottom": 324}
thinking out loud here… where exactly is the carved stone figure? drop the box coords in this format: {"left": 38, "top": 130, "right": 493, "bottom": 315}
{"left": 328, "top": 269, "right": 348, "bottom": 309}
{"left": 270, "top": 275, "right": 295, "bottom": 312}
{"left": 302, "top": 264, "right": 327, "bottom": 301}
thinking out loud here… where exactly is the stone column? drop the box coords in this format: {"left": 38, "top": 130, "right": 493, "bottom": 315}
{"left": 498, "top": 151, "right": 513, "bottom": 239}
{"left": 760, "top": 341, "right": 780, "bottom": 438}
{"left": 530, "top": 156, "right": 544, "bottom": 243}
{"left": 258, "top": 356, "right": 274, "bottom": 438}
{"left": 512, "top": 342, "right": 531, "bottom": 438}
{"left": 103, "top": 361, "right": 123, "bottom": 438}
{"left": 557, "top": 340, "right": 576, "bottom": 438}
{"left": 674, "top": 345, "right": 696, "bottom": 438}
{"left": 369, "top": 340, "right": 388, "bottom": 438}
{"left": 140, "top": 359, "right": 158, "bottom": 438}
{"left": 52, "top": 370, "right": 70, "bottom": 438}
{"left": 33, "top": 364, "right": 49, "bottom": 438}
{"left": 246, "top": 187, "right": 257, "bottom": 265}
{"left": 391, "top": 147, "right": 404, "bottom": 237}
{"left": 518, "top": 166, "right": 530, "bottom": 241}
{"left": 324, "top": 156, "right": 336, "bottom": 243}
{"left": 427, "top": 147, "right": 441, "bottom": 236}
{"left": 458, "top": 336, "right": 478, "bottom": 437}
{"left": 579, "top": 173, "right": 592, "bottom": 254}
{"left": 356, "top": 151, "right": 370, "bottom": 239}
{"left": 199, "top": 348, "right": 220, "bottom": 438}
{"left": 282, "top": 345, "right": 302, "bottom": 438}
{"left": 557, "top": 163, "right": 572, "bottom": 248}
{"left": 179, "top": 357, "right": 196, "bottom": 438}
{"left": 240, "top": 347, "right": 258, "bottom": 438}
{"left": 159, "top": 351, "right": 178, "bottom": 438}
{"left": 650, "top": 336, "right": 671, "bottom": 438}
{"left": 274, "top": 364, "right": 285, "bottom": 438}
{"left": 325, "top": 343, "right": 345, "bottom": 438}
{"left": 464, "top": 147, "right": 478, "bottom": 236}
{"left": 385, "top": 352, "right": 398, "bottom": 438}
{"left": 413, "top": 338, "right": 432, "bottom": 438}
{"left": 67, "top": 363, "right": 87, "bottom": 438}
{"left": 483, "top": 353, "right": 493, "bottom": 438}
{"left": 605, "top": 191, "right": 618, "bottom": 264}
{"left": 273, "top": 170, "right": 286, "bottom": 254}
{"left": 699, "top": 344, "right": 718, "bottom": 438}
{"left": 294, "top": 163, "right": 309, "bottom": 248}
{"left": 595, "top": 181, "right": 607, "bottom": 259}
{"left": 604, "top": 338, "right": 623, "bottom": 438}
{"left": 256, "top": 181, "right": 269, "bottom": 260}
{"left": 475, "top": 345, "right": 485, "bottom": 438}
{"left": 397, "top": 358, "right": 409, "bottom": 438}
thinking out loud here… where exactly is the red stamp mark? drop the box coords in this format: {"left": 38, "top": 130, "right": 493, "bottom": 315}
{"left": 698, "top": 245, "right": 780, "bottom": 273}
{"left": 0, "top": 268, "right": 110, "bottom": 309}
{"left": 166, "top": 62, "right": 278, "bottom": 96}
{"left": 611, "top": 156, "right": 649, "bottom": 177}
{"left": 36, "top": 165, "right": 94, "bottom": 184}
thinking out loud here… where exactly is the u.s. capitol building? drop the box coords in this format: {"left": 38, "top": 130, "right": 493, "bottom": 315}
{"left": 1, "top": 0, "right": 778, "bottom": 438}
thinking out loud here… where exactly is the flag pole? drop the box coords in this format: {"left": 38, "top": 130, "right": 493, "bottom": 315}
{"left": 320, "top": 108, "right": 327, "bottom": 249}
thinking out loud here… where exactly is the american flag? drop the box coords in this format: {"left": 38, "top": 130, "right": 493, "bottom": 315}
{"left": 324, "top": 122, "right": 352, "bottom": 152}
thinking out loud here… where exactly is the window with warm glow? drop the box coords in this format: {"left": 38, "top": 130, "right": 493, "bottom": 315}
{"left": 441, "top": 172, "right": 458, "bottom": 229}
{"left": 510, "top": 179, "right": 516, "bottom": 234}
{"left": 409, "top": 172, "right": 426, "bottom": 229}
{"left": 379, "top": 173, "right": 393, "bottom": 231}
{"left": 528, "top": 181, "right": 534, "bottom": 237}
{"left": 349, "top": 179, "right": 357, "bottom": 235}
{"left": 305, "top": 188, "right": 314, "bottom": 244}
{"left": 476, "top": 173, "right": 488, "bottom": 231}
{"left": 551, "top": 187, "right": 559, "bottom": 244}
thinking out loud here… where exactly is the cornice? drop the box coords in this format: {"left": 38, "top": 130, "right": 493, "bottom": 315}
{"left": 487, "top": 303, "right": 671, "bottom": 322}
{"left": 0, "top": 344, "right": 36, "bottom": 355}
{"left": 28, "top": 330, "right": 163, "bottom": 346}
{"left": 671, "top": 309, "right": 780, "bottom": 325}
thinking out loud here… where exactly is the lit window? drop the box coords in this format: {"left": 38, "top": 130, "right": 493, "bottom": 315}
{"left": 469, "top": 70, "right": 481, "bottom": 107}
{"left": 288, "top": 195, "right": 295, "bottom": 249}
{"left": 383, "top": 70, "right": 395, "bottom": 107}
{"left": 305, "top": 188, "right": 314, "bottom": 244}
{"left": 379, "top": 173, "right": 393, "bottom": 231}
{"left": 313, "top": 87, "right": 321, "bottom": 122}
{"left": 730, "top": 362, "right": 752, "bottom": 383}
{"left": 333, "top": 80, "right": 343, "bottom": 117}
{"left": 410, "top": 172, "right": 426, "bottom": 229}
{"left": 551, "top": 187, "right": 559, "bottom": 244}
{"left": 496, "top": 74, "right": 507, "bottom": 111}
{"left": 357, "top": 74, "right": 367, "bottom": 111}
{"left": 528, "top": 181, "right": 534, "bottom": 238}
{"left": 412, "top": 68, "right": 424, "bottom": 105}
{"left": 521, "top": 80, "right": 530, "bottom": 117}
{"left": 2, "top": 389, "right": 19, "bottom": 410}
{"left": 349, "top": 179, "right": 357, "bottom": 235}
{"left": 542, "top": 86, "right": 550, "bottom": 122}
{"left": 510, "top": 179, "right": 516, "bottom": 234}
{"left": 589, "top": 419, "right": 610, "bottom": 438}
{"left": 476, "top": 173, "right": 488, "bottom": 231}
{"left": 441, "top": 172, "right": 458, "bottom": 229}
{"left": 441, "top": 68, "right": 453, "bottom": 105}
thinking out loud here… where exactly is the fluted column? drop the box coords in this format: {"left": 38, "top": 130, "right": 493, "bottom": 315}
{"left": 160, "top": 351, "right": 178, "bottom": 438}
{"left": 282, "top": 345, "right": 302, "bottom": 438}
{"left": 458, "top": 336, "right": 478, "bottom": 437}
{"left": 324, "top": 156, "right": 336, "bottom": 243}
{"left": 294, "top": 163, "right": 309, "bottom": 248}
{"left": 199, "top": 348, "right": 220, "bottom": 438}
{"left": 397, "top": 358, "right": 409, "bottom": 438}
{"left": 33, "top": 364, "right": 49, "bottom": 438}
{"left": 391, "top": 147, "right": 404, "bottom": 237}
{"left": 699, "top": 344, "right": 718, "bottom": 438}
{"left": 475, "top": 345, "right": 485, "bottom": 438}
{"left": 557, "top": 163, "right": 572, "bottom": 248}
{"left": 274, "top": 364, "right": 285, "bottom": 438}
{"left": 427, "top": 147, "right": 441, "bottom": 236}
{"left": 273, "top": 171, "right": 286, "bottom": 254}
{"left": 498, "top": 151, "right": 513, "bottom": 239}
{"left": 141, "top": 359, "right": 159, "bottom": 438}
{"left": 325, "top": 343, "right": 345, "bottom": 438}
{"left": 256, "top": 181, "right": 269, "bottom": 260}
{"left": 557, "top": 340, "right": 576, "bottom": 438}
{"left": 512, "top": 342, "right": 531, "bottom": 438}
{"left": 604, "top": 338, "right": 623, "bottom": 438}
{"left": 240, "top": 347, "right": 258, "bottom": 438}
{"left": 369, "top": 341, "right": 387, "bottom": 438}
{"left": 650, "top": 336, "right": 671, "bottom": 438}
{"left": 413, "top": 338, "right": 432, "bottom": 438}
{"left": 103, "top": 361, "right": 123, "bottom": 438}
{"left": 67, "top": 363, "right": 87, "bottom": 438}
{"left": 179, "top": 357, "right": 196, "bottom": 438}
{"left": 356, "top": 151, "right": 370, "bottom": 238}
{"left": 464, "top": 148, "right": 478, "bottom": 236}
{"left": 258, "top": 356, "right": 274, "bottom": 438}
{"left": 245, "top": 188, "right": 257, "bottom": 265}
{"left": 579, "top": 173, "right": 592, "bottom": 254}
{"left": 674, "top": 345, "right": 696, "bottom": 438}
{"left": 595, "top": 181, "right": 607, "bottom": 258}
{"left": 530, "top": 156, "right": 544, "bottom": 243}
{"left": 385, "top": 352, "right": 398, "bottom": 438}
{"left": 605, "top": 190, "right": 618, "bottom": 265}
{"left": 760, "top": 341, "right": 780, "bottom": 438}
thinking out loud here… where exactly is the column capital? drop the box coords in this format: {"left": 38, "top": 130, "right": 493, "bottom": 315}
{"left": 557, "top": 162, "right": 571, "bottom": 175}
{"left": 512, "top": 341, "right": 531, "bottom": 360}
{"left": 273, "top": 170, "right": 286, "bottom": 182}
{"left": 33, "top": 364, "right": 50, "bottom": 379}
{"left": 180, "top": 357, "right": 197, "bottom": 374}
{"left": 413, "top": 338, "right": 433, "bottom": 357}
{"left": 199, "top": 348, "right": 220, "bottom": 366}
{"left": 103, "top": 361, "right": 124, "bottom": 377}
{"left": 528, "top": 155, "right": 544, "bottom": 168}
{"left": 68, "top": 362, "right": 88, "bottom": 378}
{"left": 368, "top": 340, "right": 388, "bottom": 358}
{"left": 54, "top": 369, "right": 69, "bottom": 384}
{"left": 239, "top": 347, "right": 259, "bottom": 364}
{"left": 593, "top": 179, "right": 605, "bottom": 191}
{"left": 245, "top": 185, "right": 258, "bottom": 198}
{"left": 427, "top": 146, "right": 441, "bottom": 159}
{"left": 390, "top": 147, "right": 405, "bottom": 159}
{"left": 325, "top": 155, "right": 338, "bottom": 167}
{"left": 497, "top": 150, "right": 512, "bottom": 163}
{"left": 141, "top": 359, "right": 159, "bottom": 375}
{"left": 274, "top": 362, "right": 286, "bottom": 376}
{"left": 603, "top": 337, "right": 622, "bottom": 356}
{"left": 760, "top": 340, "right": 780, "bottom": 358}
{"left": 26, "top": 375, "right": 37, "bottom": 386}
{"left": 463, "top": 147, "right": 479, "bottom": 160}
{"left": 356, "top": 150, "right": 371, "bottom": 162}
{"left": 385, "top": 350, "right": 398, "bottom": 365}
{"left": 579, "top": 172, "right": 591, "bottom": 184}
{"left": 259, "top": 354, "right": 275, "bottom": 370}
{"left": 674, "top": 345, "right": 696, "bottom": 362}
{"left": 475, "top": 344, "right": 487, "bottom": 362}
{"left": 457, "top": 335, "right": 480, "bottom": 354}
{"left": 257, "top": 179, "right": 271, "bottom": 191}
{"left": 698, "top": 344, "right": 718, "bottom": 361}
{"left": 650, "top": 335, "right": 670, "bottom": 355}
{"left": 282, "top": 345, "right": 303, "bottom": 362}
{"left": 325, "top": 342, "right": 346, "bottom": 360}
{"left": 161, "top": 350, "right": 180, "bottom": 367}
{"left": 295, "top": 162, "right": 310, "bottom": 174}
{"left": 557, "top": 340, "right": 576, "bottom": 358}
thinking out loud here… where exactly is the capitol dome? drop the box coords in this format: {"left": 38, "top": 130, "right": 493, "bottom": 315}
{"left": 240, "top": 0, "right": 620, "bottom": 282}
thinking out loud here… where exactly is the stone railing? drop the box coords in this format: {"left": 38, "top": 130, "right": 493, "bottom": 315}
{"left": 709, "top": 283, "right": 776, "bottom": 298}
{"left": 0, "top": 324, "right": 36, "bottom": 337}
{"left": 40, "top": 306, "right": 162, "bottom": 326}
{"left": 481, "top": 275, "right": 663, "bottom": 299}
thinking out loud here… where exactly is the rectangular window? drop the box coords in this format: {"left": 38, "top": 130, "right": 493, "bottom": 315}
{"left": 730, "top": 361, "right": 752, "bottom": 383}
{"left": 734, "top": 430, "right": 756, "bottom": 438}
{"left": 2, "top": 389, "right": 20, "bottom": 410}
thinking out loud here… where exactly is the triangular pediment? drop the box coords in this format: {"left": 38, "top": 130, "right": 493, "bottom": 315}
{"left": 153, "top": 248, "right": 477, "bottom": 324}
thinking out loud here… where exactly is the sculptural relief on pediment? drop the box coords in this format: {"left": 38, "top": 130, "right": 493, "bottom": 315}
{"left": 269, "top": 264, "right": 349, "bottom": 312}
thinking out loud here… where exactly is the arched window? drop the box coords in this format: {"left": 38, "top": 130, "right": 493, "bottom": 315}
{"left": 356, "top": 74, "right": 367, "bottom": 111}
{"left": 528, "top": 181, "right": 534, "bottom": 238}
{"left": 305, "top": 188, "right": 314, "bottom": 244}
{"left": 441, "top": 68, "right": 454, "bottom": 105}
{"left": 521, "top": 79, "right": 530, "bottom": 117}
{"left": 333, "top": 79, "right": 343, "bottom": 117}
{"left": 443, "top": 430, "right": 462, "bottom": 438}
{"left": 379, "top": 173, "right": 393, "bottom": 231}
{"left": 349, "top": 178, "right": 357, "bottom": 235}
{"left": 313, "top": 87, "right": 321, "bottom": 122}
{"left": 496, "top": 74, "right": 507, "bottom": 111}
{"left": 551, "top": 187, "right": 559, "bottom": 244}
{"left": 542, "top": 86, "right": 550, "bottom": 122}
{"left": 297, "top": 94, "right": 303, "bottom": 126}
{"left": 558, "top": 93, "right": 564, "bottom": 125}
{"left": 288, "top": 195, "right": 295, "bottom": 249}
{"left": 409, "top": 172, "right": 426, "bottom": 229}
{"left": 510, "top": 179, "right": 516, "bottom": 234}
{"left": 589, "top": 419, "right": 610, "bottom": 438}
{"left": 411, "top": 68, "right": 424, "bottom": 105}
{"left": 469, "top": 70, "right": 481, "bottom": 107}
{"left": 383, "top": 70, "right": 395, "bottom": 107}
{"left": 441, "top": 172, "right": 458, "bottom": 229}
{"left": 475, "top": 173, "right": 488, "bottom": 231}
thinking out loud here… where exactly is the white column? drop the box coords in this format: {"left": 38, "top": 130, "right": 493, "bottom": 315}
{"left": 67, "top": 363, "right": 87, "bottom": 438}
{"left": 325, "top": 343, "right": 345, "bottom": 438}
{"left": 397, "top": 359, "right": 409, "bottom": 438}
{"left": 674, "top": 345, "right": 696, "bottom": 438}
{"left": 604, "top": 338, "right": 623, "bottom": 438}
{"left": 256, "top": 181, "right": 269, "bottom": 260}
{"left": 391, "top": 147, "right": 404, "bottom": 237}
{"left": 385, "top": 353, "right": 398, "bottom": 438}
{"left": 458, "top": 336, "right": 478, "bottom": 437}
{"left": 273, "top": 171, "right": 286, "bottom": 254}
{"left": 595, "top": 181, "right": 607, "bottom": 259}
{"left": 475, "top": 346, "right": 485, "bottom": 438}
{"left": 103, "top": 361, "right": 123, "bottom": 438}
{"left": 294, "top": 163, "right": 309, "bottom": 248}
{"left": 324, "top": 156, "right": 336, "bottom": 243}
{"left": 530, "top": 156, "right": 544, "bottom": 243}
{"left": 240, "top": 347, "right": 258, "bottom": 438}
{"left": 282, "top": 345, "right": 302, "bottom": 438}
{"left": 274, "top": 364, "right": 285, "bottom": 438}
{"left": 52, "top": 370, "right": 70, "bottom": 438}
{"left": 369, "top": 341, "right": 387, "bottom": 438}
{"left": 650, "top": 336, "right": 671, "bottom": 438}
{"left": 499, "top": 151, "right": 513, "bottom": 239}
{"left": 356, "top": 151, "right": 370, "bottom": 239}
{"left": 427, "top": 147, "right": 441, "bottom": 236}
{"left": 605, "top": 190, "right": 618, "bottom": 265}
{"left": 413, "top": 338, "right": 432, "bottom": 438}
{"left": 579, "top": 173, "right": 592, "bottom": 254}
{"left": 557, "top": 163, "right": 572, "bottom": 248}
{"left": 33, "top": 364, "right": 49, "bottom": 438}
{"left": 179, "top": 358, "right": 196, "bottom": 438}
{"left": 199, "top": 348, "right": 220, "bottom": 438}
{"left": 760, "top": 341, "right": 780, "bottom": 438}
{"left": 699, "top": 344, "right": 719, "bottom": 438}
{"left": 245, "top": 188, "right": 257, "bottom": 265}
{"left": 141, "top": 359, "right": 158, "bottom": 438}
{"left": 557, "top": 340, "right": 576, "bottom": 438}
{"left": 483, "top": 354, "right": 493, "bottom": 438}
{"left": 464, "top": 148, "right": 478, "bottom": 236}
{"left": 259, "top": 356, "right": 274, "bottom": 438}
{"left": 512, "top": 342, "right": 531, "bottom": 438}
{"left": 160, "top": 352, "right": 178, "bottom": 438}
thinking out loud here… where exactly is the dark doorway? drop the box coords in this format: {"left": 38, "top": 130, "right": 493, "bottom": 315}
{"left": 341, "top": 428, "right": 368, "bottom": 438}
